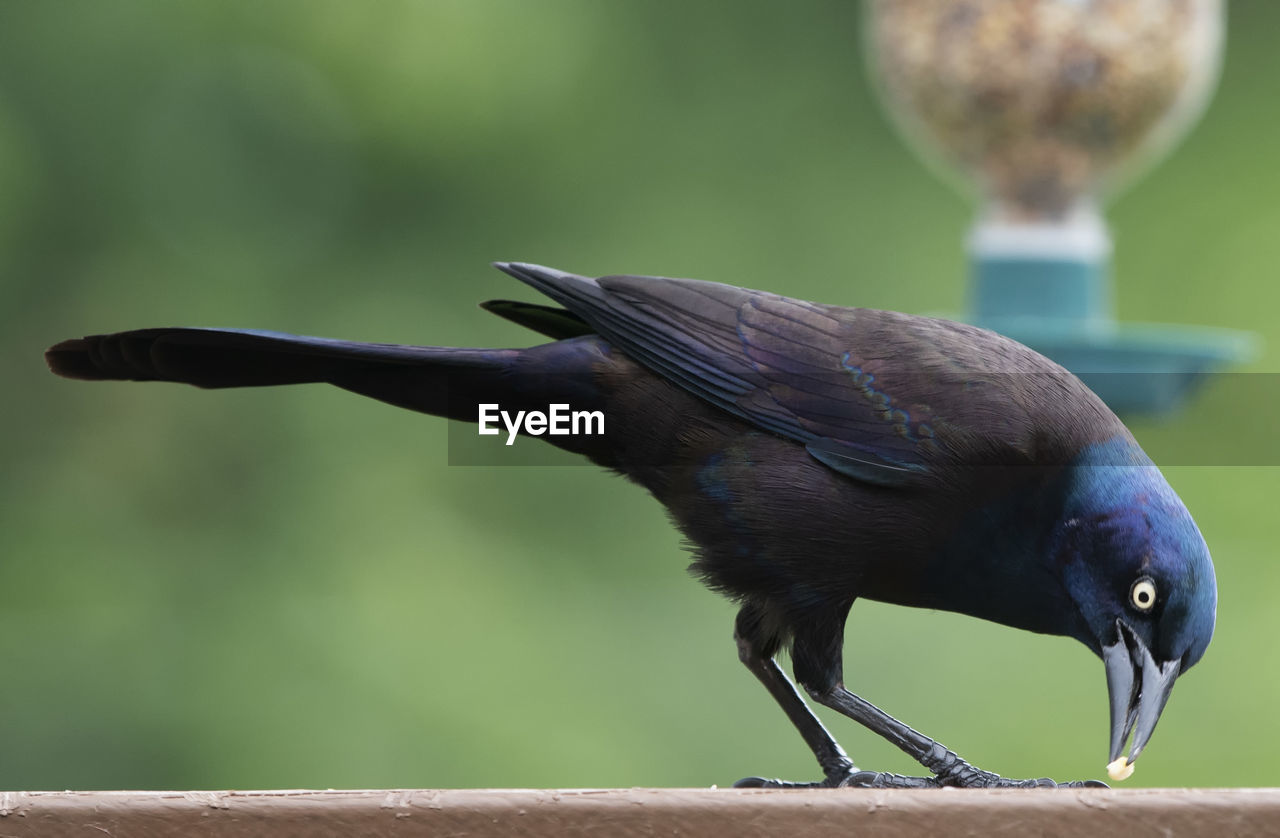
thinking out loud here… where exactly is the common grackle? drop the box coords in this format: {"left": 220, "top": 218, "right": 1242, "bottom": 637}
{"left": 46, "top": 262, "right": 1215, "bottom": 788}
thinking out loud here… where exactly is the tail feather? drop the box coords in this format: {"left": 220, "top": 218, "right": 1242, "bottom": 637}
{"left": 47, "top": 328, "right": 501, "bottom": 386}
{"left": 46, "top": 267, "right": 621, "bottom": 439}
{"left": 46, "top": 327, "right": 521, "bottom": 421}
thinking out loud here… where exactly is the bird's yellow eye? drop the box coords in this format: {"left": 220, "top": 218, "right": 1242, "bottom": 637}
{"left": 1130, "top": 577, "right": 1157, "bottom": 612}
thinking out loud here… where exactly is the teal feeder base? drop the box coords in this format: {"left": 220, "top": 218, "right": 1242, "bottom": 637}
{"left": 969, "top": 252, "right": 1257, "bottom": 416}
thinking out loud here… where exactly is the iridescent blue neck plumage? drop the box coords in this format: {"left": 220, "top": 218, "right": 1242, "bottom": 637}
{"left": 1058, "top": 437, "right": 1216, "bottom": 667}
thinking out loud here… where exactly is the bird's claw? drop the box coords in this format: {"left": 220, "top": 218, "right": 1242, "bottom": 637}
{"left": 933, "top": 759, "right": 1108, "bottom": 789}
{"left": 735, "top": 766, "right": 934, "bottom": 789}
{"left": 735, "top": 770, "right": 939, "bottom": 789}
{"left": 734, "top": 775, "right": 826, "bottom": 789}
{"left": 735, "top": 762, "right": 1109, "bottom": 790}
{"left": 734, "top": 761, "right": 871, "bottom": 789}
{"left": 737, "top": 762, "right": 855, "bottom": 788}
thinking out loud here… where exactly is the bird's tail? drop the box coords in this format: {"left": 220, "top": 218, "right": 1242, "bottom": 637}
{"left": 45, "top": 327, "right": 600, "bottom": 425}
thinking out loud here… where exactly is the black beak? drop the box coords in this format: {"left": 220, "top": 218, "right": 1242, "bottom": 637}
{"left": 1103, "top": 619, "right": 1181, "bottom": 774}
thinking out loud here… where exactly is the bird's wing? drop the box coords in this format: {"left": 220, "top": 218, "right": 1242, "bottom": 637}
{"left": 479, "top": 300, "right": 593, "bottom": 340}
{"left": 496, "top": 263, "right": 1093, "bottom": 486}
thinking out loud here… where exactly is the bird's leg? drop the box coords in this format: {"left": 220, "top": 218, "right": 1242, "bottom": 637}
{"left": 732, "top": 627, "right": 858, "bottom": 788}
{"left": 732, "top": 603, "right": 939, "bottom": 788}
{"left": 733, "top": 603, "right": 1104, "bottom": 788}
{"left": 793, "top": 624, "right": 1105, "bottom": 789}
{"left": 732, "top": 603, "right": 931, "bottom": 788}
{"left": 805, "top": 683, "right": 1097, "bottom": 788}
{"left": 731, "top": 603, "right": 931, "bottom": 788}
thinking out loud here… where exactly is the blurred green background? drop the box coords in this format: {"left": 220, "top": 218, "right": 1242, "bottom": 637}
{"left": 3, "top": 1, "right": 1278, "bottom": 791}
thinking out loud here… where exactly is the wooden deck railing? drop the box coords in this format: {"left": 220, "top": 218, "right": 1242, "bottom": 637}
{"left": 2, "top": 787, "right": 1277, "bottom": 837}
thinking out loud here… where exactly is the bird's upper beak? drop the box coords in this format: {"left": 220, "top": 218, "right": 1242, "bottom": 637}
{"left": 1103, "top": 618, "right": 1181, "bottom": 774}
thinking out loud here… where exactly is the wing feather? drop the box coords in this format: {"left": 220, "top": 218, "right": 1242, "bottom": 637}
{"left": 494, "top": 262, "right": 1121, "bottom": 483}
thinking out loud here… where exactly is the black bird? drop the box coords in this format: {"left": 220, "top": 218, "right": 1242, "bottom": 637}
{"left": 46, "top": 262, "right": 1215, "bottom": 788}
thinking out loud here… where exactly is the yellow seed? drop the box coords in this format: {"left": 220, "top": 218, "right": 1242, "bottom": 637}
{"left": 1107, "top": 757, "right": 1135, "bottom": 781}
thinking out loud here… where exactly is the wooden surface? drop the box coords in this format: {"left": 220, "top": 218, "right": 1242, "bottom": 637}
{"left": 2, "top": 788, "right": 1278, "bottom": 837}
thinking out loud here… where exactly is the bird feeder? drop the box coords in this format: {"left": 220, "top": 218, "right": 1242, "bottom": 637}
{"left": 864, "top": 0, "right": 1255, "bottom": 415}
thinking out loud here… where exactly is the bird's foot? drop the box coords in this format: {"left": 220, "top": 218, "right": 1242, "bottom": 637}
{"left": 735, "top": 762, "right": 935, "bottom": 789}
{"left": 735, "top": 768, "right": 938, "bottom": 789}
{"left": 734, "top": 760, "right": 1107, "bottom": 790}
{"left": 932, "top": 758, "right": 1107, "bottom": 789}
{"left": 734, "top": 775, "right": 829, "bottom": 789}
{"left": 735, "top": 760, "right": 867, "bottom": 789}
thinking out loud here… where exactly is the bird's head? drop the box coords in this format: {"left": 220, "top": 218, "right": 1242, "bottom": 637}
{"left": 1054, "top": 438, "right": 1216, "bottom": 781}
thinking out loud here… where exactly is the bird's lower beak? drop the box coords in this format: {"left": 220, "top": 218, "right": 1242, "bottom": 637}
{"left": 1103, "top": 619, "right": 1181, "bottom": 777}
